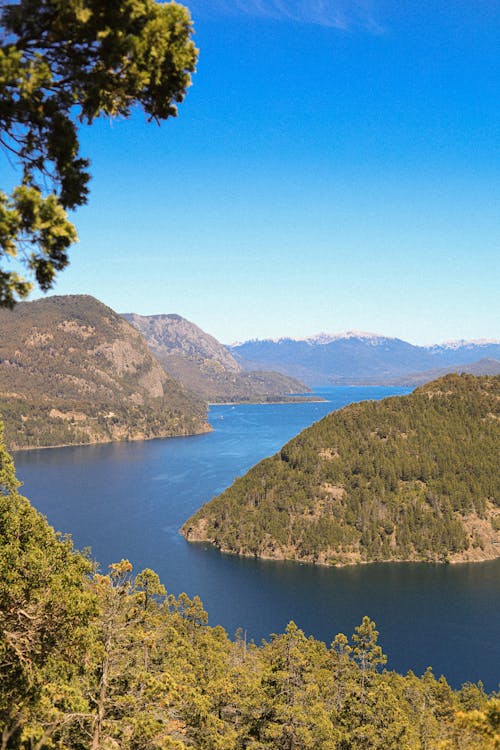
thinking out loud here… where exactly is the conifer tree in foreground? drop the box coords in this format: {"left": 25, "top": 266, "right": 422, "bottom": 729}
{"left": 1, "top": 419, "right": 499, "bottom": 749}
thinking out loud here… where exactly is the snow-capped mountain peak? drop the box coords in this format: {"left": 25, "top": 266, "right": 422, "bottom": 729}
{"left": 305, "top": 331, "right": 391, "bottom": 345}
{"left": 431, "top": 338, "right": 500, "bottom": 351}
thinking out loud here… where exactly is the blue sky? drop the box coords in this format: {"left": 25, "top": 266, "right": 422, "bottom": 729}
{"left": 39, "top": 0, "right": 499, "bottom": 344}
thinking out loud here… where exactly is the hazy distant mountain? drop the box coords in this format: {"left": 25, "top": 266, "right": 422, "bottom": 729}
{"left": 0, "top": 296, "right": 209, "bottom": 450}
{"left": 384, "top": 358, "right": 500, "bottom": 386}
{"left": 229, "top": 332, "right": 500, "bottom": 385}
{"left": 122, "top": 313, "right": 310, "bottom": 402}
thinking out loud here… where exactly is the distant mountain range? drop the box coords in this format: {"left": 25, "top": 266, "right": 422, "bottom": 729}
{"left": 0, "top": 297, "right": 316, "bottom": 450}
{"left": 0, "top": 296, "right": 209, "bottom": 450}
{"left": 229, "top": 332, "right": 500, "bottom": 386}
{"left": 382, "top": 358, "right": 500, "bottom": 386}
{"left": 123, "top": 313, "right": 310, "bottom": 403}
{"left": 1, "top": 294, "right": 497, "bottom": 449}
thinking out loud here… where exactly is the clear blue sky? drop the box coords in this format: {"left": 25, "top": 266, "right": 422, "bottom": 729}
{"left": 42, "top": 0, "right": 499, "bottom": 345}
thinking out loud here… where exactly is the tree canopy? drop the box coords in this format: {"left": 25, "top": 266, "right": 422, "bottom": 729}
{"left": 182, "top": 374, "right": 500, "bottom": 565}
{"left": 0, "top": 423, "right": 498, "bottom": 748}
{"left": 0, "top": 0, "right": 197, "bottom": 307}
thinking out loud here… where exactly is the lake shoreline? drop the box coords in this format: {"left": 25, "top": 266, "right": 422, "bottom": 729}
{"left": 183, "top": 537, "right": 500, "bottom": 568}
{"left": 11, "top": 423, "right": 213, "bottom": 453}
{"left": 207, "top": 398, "right": 326, "bottom": 406}
{"left": 16, "top": 386, "right": 499, "bottom": 691}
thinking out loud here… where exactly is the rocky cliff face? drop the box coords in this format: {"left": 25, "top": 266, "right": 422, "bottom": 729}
{"left": 123, "top": 313, "right": 310, "bottom": 403}
{"left": 123, "top": 313, "right": 240, "bottom": 371}
{"left": 0, "top": 296, "right": 210, "bottom": 449}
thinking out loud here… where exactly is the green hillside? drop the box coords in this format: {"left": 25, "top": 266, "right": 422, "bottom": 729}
{"left": 182, "top": 375, "right": 500, "bottom": 565}
{"left": 1, "top": 427, "right": 498, "bottom": 750}
{"left": 0, "top": 295, "right": 209, "bottom": 449}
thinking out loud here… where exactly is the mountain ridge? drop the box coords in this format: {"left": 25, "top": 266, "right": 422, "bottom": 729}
{"left": 123, "top": 312, "right": 312, "bottom": 403}
{"left": 229, "top": 332, "right": 500, "bottom": 347}
{"left": 229, "top": 333, "right": 500, "bottom": 385}
{"left": 0, "top": 296, "right": 210, "bottom": 450}
{"left": 381, "top": 358, "right": 500, "bottom": 386}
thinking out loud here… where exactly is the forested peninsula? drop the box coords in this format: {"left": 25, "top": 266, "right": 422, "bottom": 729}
{"left": 183, "top": 375, "right": 500, "bottom": 566}
{"left": 1, "top": 428, "right": 498, "bottom": 750}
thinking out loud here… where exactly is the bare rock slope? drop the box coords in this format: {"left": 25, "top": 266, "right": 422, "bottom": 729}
{"left": 0, "top": 296, "right": 209, "bottom": 449}
{"left": 123, "top": 313, "right": 310, "bottom": 403}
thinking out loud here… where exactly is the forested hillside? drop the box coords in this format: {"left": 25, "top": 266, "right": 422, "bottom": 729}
{"left": 1, "top": 426, "right": 498, "bottom": 750}
{"left": 0, "top": 296, "right": 209, "bottom": 449}
{"left": 123, "top": 313, "right": 310, "bottom": 403}
{"left": 183, "top": 375, "right": 500, "bottom": 565}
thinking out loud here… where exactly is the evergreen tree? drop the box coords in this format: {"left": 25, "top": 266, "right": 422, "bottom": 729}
{"left": 0, "top": 0, "right": 197, "bottom": 305}
{"left": 0, "top": 423, "right": 95, "bottom": 749}
{"left": 0, "top": 420, "right": 496, "bottom": 749}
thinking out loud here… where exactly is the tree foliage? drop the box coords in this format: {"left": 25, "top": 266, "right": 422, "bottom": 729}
{"left": 183, "top": 375, "right": 500, "bottom": 565}
{"left": 0, "top": 421, "right": 95, "bottom": 749}
{"left": 1, "top": 424, "right": 497, "bottom": 748}
{"left": 0, "top": 0, "right": 197, "bottom": 306}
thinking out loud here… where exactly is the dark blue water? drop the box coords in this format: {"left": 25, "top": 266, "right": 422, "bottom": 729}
{"left": 14, "top": 387, "right": 500, "bottom": 691}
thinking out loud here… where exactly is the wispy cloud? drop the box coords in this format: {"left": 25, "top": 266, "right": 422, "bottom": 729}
{"left": 188, "top": 0, "right": 384, "bottom": 32}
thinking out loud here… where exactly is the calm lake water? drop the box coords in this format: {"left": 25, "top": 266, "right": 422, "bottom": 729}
{"left": 14, "top": 386, "right": 500, "bottom": 691}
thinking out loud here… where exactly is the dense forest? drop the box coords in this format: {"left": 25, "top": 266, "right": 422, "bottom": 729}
{"left": 183, "top": 375, "right": 500, "bottom": 565}
{"left": 1, "top": 425, "right": 499, "bottom": 749}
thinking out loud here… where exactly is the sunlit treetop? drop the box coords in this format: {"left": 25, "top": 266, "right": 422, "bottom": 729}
{"left": 0, "top": 0, "right": 197, "bottom": 307}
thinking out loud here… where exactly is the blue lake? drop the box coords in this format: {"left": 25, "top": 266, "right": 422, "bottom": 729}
{"left": 14, "top": 386, "right": 500, "bottom": 691}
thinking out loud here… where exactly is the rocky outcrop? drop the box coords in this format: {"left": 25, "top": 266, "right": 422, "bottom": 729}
{"left": 0, "top": 296, "right": 210, "bottom": 449}
{"left": 123, "top": 313, "right": 310, "bottom": 402}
